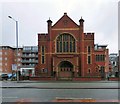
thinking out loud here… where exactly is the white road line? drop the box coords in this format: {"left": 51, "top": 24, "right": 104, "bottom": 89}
{"left": 1, "top": 97, "right": 18, "bottom": 98}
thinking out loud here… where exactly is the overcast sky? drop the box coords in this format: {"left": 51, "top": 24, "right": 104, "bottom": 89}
{"left": 1, "top": 0, "right": 119, "bottom": 54}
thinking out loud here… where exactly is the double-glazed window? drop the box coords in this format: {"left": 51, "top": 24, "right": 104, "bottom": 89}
{"left": 56, "top": 33, "right": 76, "bottom": 53}
{"left": 96, "top": 55, "right": 105, "bottom": 62}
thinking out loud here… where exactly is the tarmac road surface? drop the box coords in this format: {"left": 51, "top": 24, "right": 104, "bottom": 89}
{"left": 1, "top": 81, "right": 119, "bottom": 102}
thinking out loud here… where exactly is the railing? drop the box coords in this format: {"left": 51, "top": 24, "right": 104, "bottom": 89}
{"left": 22, "top": 60, "right": 38, "bottom": 63}
{"left": 21, "top": 65, "right": 35, "bottom": 68}
{"left": 22, "top": 55, "right": 38, "bottom": 57}
{"left": 22, "top": 50, "right": 38, "bottom": 53}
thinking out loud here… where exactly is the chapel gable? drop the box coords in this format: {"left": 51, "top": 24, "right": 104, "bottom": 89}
{"left": 52, "top": 13, "right": 79, "bottom": 28}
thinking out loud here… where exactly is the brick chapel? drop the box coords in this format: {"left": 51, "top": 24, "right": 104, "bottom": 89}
{"left": 35, "top": 13, "right": 109, "bottom": 80}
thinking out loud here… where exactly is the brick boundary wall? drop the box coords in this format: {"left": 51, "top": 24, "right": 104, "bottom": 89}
{"left": 72, "top": 77, "right": 102, "bottom": 81}
{"left": 29, "top": 76, "right": 56, "bottom": 81}
{"left": 109, "top": 77, "right": 120, "bottom": 81}
{"left": 29, "top": 76, "right": 120, "bottom": 81}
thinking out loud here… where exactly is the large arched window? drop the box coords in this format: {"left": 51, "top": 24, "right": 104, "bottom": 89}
{"left": 56, "top": 33, "right": 76, "bottom": 53}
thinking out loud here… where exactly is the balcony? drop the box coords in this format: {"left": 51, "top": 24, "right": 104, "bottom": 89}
{"left": 21, "top": 65, "right": 35, "bottom": 68}
{"left": 22, "top": 54, "right": 38, "bottom": 58}
{"left": 22, "top": 50, "right": 38, "bottom": 53}
{"left": 22, "top": 60, "right": 38, "bottom": 63}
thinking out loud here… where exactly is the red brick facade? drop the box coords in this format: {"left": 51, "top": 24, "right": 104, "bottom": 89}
{"left": 1, "top": 46, "right": 14, "bottom": 74}
{"left": 35, "top": 13, "right": 109, "bottom": 80}
{"left": 0, "top": 46, "right": 22, "bottom": 74}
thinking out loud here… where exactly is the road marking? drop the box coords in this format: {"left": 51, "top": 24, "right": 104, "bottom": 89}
{"left": 53, "top": 97, "right": 120, "bottom": 102}
{"left": 15, "top": 98, "right": 33, "bottom": 102}
{"left": 1, "top": 97, "right": 18, "bottom": 99}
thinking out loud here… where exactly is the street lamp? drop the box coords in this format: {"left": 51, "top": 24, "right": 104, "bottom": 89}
{"left": 8, "top": 16, "right": 19, "bottom": 82}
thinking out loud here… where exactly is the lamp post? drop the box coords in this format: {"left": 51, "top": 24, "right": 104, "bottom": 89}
{"left": 8, "top": 16, "right": 19, "bottom": 82}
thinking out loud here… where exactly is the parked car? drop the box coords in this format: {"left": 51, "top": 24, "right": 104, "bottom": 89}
{"left": 8, "top": 74, "right": 12, "bottom": 79}
{"left": 0, "top": 73, "right": 8, "bottom": 80}
{"left": 7, "top": 73, "right": 17, "bottom": 80}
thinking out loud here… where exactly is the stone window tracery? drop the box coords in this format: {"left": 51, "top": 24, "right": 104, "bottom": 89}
{"left": 56, "top": 33, "right": 76, "bottom": 53}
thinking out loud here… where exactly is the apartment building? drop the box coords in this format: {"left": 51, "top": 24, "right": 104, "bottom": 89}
{"left": 109, "top": 53, "right": 119, "bottom": 77}
{"left": 20, "top": 46, "right": 38, "bottom": 76}
{"left": 0, "top": 46, "right": 38, "bottom": 77}
{"left": 0, "top": 47, "right": 2, "bottom": 74}
{"left": 0, "top": 46, "right": 22, "bottom": 74}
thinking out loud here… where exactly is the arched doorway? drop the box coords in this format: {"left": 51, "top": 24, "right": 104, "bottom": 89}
{"left": 58, "top": 61, "right": 73, "bottom": 80}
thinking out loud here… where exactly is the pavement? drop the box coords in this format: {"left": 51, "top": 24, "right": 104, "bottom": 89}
{"left": 1, "top": 80, "right": 119, "bottom": 89}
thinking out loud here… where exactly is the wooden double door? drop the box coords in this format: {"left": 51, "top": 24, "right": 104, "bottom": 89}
{"left": 58, "top": 61, "right": 73, "bottom": 80}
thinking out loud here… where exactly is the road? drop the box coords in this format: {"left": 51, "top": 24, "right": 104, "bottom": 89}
{"left": 1, "top": 81, "right": 119, "bottom": 88}
{"left": 2, "top": 88, "right": 119, "bottom": 102}
{"left": 1, "top": 81, "right": 119, "bottom": 102}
